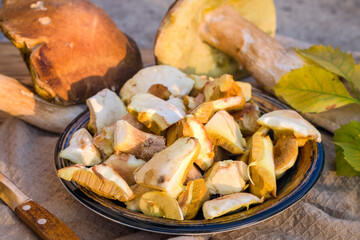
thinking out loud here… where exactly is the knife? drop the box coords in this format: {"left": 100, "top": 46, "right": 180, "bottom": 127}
{"left": 0, "top": 172, "right": 79, "bottom": 240}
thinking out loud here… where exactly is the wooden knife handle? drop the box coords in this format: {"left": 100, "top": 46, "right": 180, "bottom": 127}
{"left": 14, "top": 200, "right": 79, "bottom": 240}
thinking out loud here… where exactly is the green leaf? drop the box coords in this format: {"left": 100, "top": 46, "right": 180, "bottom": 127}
{"left": 297, "top": 45, "right": 360, "bottom": 99}
{"left": 335, "top": 146, "right": 360, "bottom": 177}
{"left": 297, "top": 45, "right": 355, "bottom": 81}
{"left": 352, "top": 64, "right": 360, "bottom": 91}
{"left": 334, "top": 121, "right": 360, "bottom": 172}
{"left": 274, "top": 65, "right": 359, "bottom": 113}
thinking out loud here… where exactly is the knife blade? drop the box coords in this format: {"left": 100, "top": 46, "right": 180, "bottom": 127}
{"left": 0, "top": 172, "right": 79, "bottom": 240}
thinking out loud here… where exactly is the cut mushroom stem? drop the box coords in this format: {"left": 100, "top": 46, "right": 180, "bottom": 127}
{"left": 114, "top": 120, "right": 166, "bottom": 161}
{"left": 0, "top": 74, "right": 85, "bottom": 133}
{"left": 199, "top": 6, "right": 305, "bottom": 91}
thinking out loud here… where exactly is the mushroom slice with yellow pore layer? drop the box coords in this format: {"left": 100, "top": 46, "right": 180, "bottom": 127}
{"left": 134, "top": 137, "right": 200, "bottom": 198}
{"left": 59, "top": 128, "right": 101, "bottom": 166}
{"left": 204, "top": 160, "right": 249, "bottom": 195}
{"left": 125, "top": 184, "right": 152, "bottom": 212}
{"left": 113, "top": 120, "right": 166, "bottom": 160}
{"left": 192, "top": 96, "right": 246, "bottom": 124}
{"left": 231, "top": 101, "right": 261, "bottom": 136}
{"left": 139, "top": 191, "right": 184, "bottom": 220}
{"left": 205, "top": 110, "right": 246, "bottom": 154}
{"left": 236, "top": 82, "right": 252, "bottom": 102}
{"left": 273, "top": 136, "right": 299, "bottom": 179}
{"left": 104, "top": 153, "right": 146, "bottom": 185}
{"left": 166, "top": 115, "right": 214, "bottom": 171}
{"left": 248, "top": 132, "right": 277, "bottom": 198}
{"left": 86, "top": 88, "right": 128, "bottom": 134}
{"left": 127, "top": 93, "right": 185, "bottom": 135}
{"left": 203, "top": 74, "right": 244, "bottom": 102}
{"left": 120, "top": 65, "right": 194, "bottom": 104}
{"left": 57, "top": 164, "right": 133, "bottom": 201}
{"left": 184, "top": 164, "right": 203, "bottom": 185}
{"left": 202, "top": 192, "right": 264, "bottom": 220}
{"left": 177, "top": 179, "right": 210, "bottom": 219}
{"left": 257, "top": 110, "right": 322, "bottom": 144}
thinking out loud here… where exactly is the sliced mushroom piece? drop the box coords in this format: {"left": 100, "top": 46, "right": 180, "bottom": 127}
{"left": 184, "top": 164, "right": 203, "bottom": 185}
{"left": 87, "top": 89, "right": 128, "bottom": 134}
{"left": 127, "top": 93, "right": 185, "bottom": 135}
{"left": 189, "top": 75, "right": 210, "bottom": 97}
{"left": 257, "top": 110, "right": 322, "bottom": 142}
{"left": 113, "top": 120, "right": 166, "bottom": 161}
{"left": 213, "top": 146, "right": 232, "bottom": 163}
{"left": 93, "top": 114, "right": 147, "bottom": 157}
{"left": 203, "top": 74, "right": 244, "bottom": 102}
{"left": 248, "top": 132, "right": 277, "bottom": 198}
{"left": 167, "top": 97, "right": 187, "bottom": 113}
{"left": 125, "top": 184, "right": 152, "bottom": 212}
{"left": 139, "top": 191, "right": 184, "bottom": 220}
{"left": 147, "top": 84, "right": 172, "bottom": 100}
{"left": 177, "top": 179, "right": 210, "bottom": 219}
{"left": 205, "top": 110, "right": 246, "bottom": 154}
{"left": 273, "top": 136, "right": 299, "bottom": 179}
{"left": 120, "top": 65, "right": 194, "bottom": 104}
{"left": 231, "top": 102, "right": 261, "bottom": 136}
{"left": 134, "top": 137, "right": 200, "bottom": 198}
{"left": 59, "top": 128, "right": 101, "bottom": 166}
{"left": 104, "top": 153, "right": 146, "bottom": 185}
{"left": 192, "top": 96, "right": 246, "bottom": 124}
{"left": 236, "top": 82, "right": 252, "bottom": 102}
{"left": 166, "top": 115, "right": 214, "bottom": 170}
{"left": 183, "top": 93, "right": 205, "bottom": 111}
{"left": 204, "top": 160, "right": 249, "bottom": 195}
{"left": 120, "top": 113, "right": 147, "bottom": 131}
{"left": 57, "top": 164, "right": 133, "bottom": 202}
{"left": 93, "top": 124, "right": 115, "bottom": 157}
{"left": 202, "top": 192, "right": 264, "bottom": 220}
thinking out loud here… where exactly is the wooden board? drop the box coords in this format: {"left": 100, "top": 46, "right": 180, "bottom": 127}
{"left": 0, "top": 42, "right": 154, "bottom": 123}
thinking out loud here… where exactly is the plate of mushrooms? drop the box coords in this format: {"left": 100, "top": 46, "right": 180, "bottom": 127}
{"left": 55, "top": 65, "right": 324, "bottom": 235}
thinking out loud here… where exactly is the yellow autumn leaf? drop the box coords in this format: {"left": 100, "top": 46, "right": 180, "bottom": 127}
{"left": 297, "top": 45, "right": 360, "bottom": 98}
{"left": 274, "top": 65, "right": 359, "bottom": 113}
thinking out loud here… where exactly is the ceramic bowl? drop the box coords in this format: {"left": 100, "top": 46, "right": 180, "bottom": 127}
{"left": 54, "top": 91, "right": 324, "bottom": 235}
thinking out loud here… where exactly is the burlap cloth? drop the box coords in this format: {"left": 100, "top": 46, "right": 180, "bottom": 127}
{"left": 1, "top": 36, "right": 360, "bottom": 239}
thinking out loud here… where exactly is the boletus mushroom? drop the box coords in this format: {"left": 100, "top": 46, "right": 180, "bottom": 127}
{"left": 0, "top": 0, "right": 143, "bottom": 105}
{"left": 154, "top": 0, "right": 276, "bottom": 78}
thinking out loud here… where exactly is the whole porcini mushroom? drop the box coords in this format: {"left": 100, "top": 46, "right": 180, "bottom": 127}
{"left": 154, "top": 0, "right": 276, "bottom": 78}
{"left": 0, "top": 0, "right": 142, "bottom": 105}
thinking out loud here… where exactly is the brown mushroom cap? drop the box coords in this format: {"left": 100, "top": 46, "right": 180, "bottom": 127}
{"left": 0, "top": 0, "right": 143, "bottom": 105}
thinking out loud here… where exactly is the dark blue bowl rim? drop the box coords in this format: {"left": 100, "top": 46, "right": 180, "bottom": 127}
{"left": 54, "top": 91, "right": 324, "bottom": 235}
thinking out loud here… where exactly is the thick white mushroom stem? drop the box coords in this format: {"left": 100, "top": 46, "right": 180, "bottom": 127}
{"left": 114, "top": 120, "right": 166, "bottom": 160}
{"left": 0, "top": 74, "right": 85, "bottom": 133}
{"left": 199, "top": 6, "right": 305, "bottom": 90}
